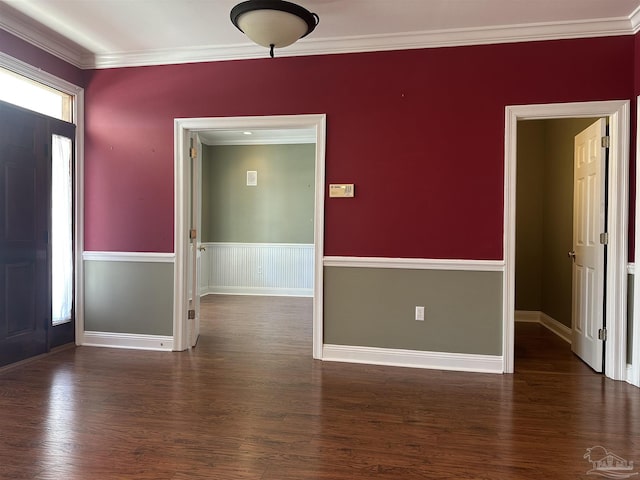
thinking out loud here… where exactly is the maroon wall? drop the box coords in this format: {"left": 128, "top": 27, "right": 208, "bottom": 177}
{"left": 83, "top": 36, "right": 634, "bottom": 258}
{"left": 1, "top": 29, "right": 633, "bottom": 259}
{"left": 635, "top": 32, "right": 640, "bottom": 96}
{"left": 0, "top": 30, "right": 84, "bottom": 87}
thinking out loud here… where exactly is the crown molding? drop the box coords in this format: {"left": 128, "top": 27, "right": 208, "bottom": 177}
{"left": 0, "top": 3, "right": 92, "bottom": 69}
{"left": 630, "top": 6, "right": 640, "bottom": 33}
{"left": 1, "top": 7, "right": 637, "bottom": 69}
{"left": 84, "top": 15, "right": 640, "bottom": 69}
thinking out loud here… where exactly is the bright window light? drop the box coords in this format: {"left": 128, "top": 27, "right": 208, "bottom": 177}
{"left": 51, "top": 134, "right": 73, "bottom": 326}
{"left": 0, "top": 68, "right": 72, "bottom": 122}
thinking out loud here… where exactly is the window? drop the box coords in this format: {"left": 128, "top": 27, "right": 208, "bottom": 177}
{"left": 0, "top": 67, "right": 72, "bottom": 121}
{"left": 51, "top": 134, "right": 73, "bottom": 325}
{"left": 0, "top": 66, "right": 75, "bottom": 327}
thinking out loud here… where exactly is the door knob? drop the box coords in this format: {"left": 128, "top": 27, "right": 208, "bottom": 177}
{"left": 568, "top": 250, "right": 576, "bottom": 261}
{"left": 198, "top": 246, "right": 206, "bottom": 252}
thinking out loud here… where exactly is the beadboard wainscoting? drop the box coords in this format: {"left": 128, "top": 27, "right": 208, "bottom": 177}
{"left": 200, "top": 243, "right": 314, "bottom": 297}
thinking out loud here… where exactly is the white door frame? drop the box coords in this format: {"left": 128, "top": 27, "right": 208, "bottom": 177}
{"left": 173, "top": 114, "right": 326, "bottom": 357}
{"left": 504, "top": 100, "right": 630, "bottom": 380}
{"left": 631, "top": 96, "right": 640, "bottom": 388}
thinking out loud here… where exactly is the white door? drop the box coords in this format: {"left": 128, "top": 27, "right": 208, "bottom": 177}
{"left": 571, "top": 118, "right": 606, "bottom": 372}
{"left": 187, "top": 133, "right": 202, "bottom": 347}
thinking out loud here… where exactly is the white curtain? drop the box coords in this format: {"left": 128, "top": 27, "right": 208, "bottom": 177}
{"left": 51, "top": 134, "right": 72, "bottom": 325}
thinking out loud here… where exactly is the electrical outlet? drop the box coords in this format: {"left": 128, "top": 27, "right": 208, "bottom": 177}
{"left": 415, "top": 306, "right": 425, "bottom": 321}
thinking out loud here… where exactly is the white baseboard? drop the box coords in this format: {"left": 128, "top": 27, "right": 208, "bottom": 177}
{"left": 514, "top": 310, "right": 542, "bottom": 323}
{"left": 515, "top": 310, "right": 572, "bottom": 344}
{"left": 322, "top": 344, "right": 503, "bottom": 374}
{"left": 203, "top": 286, "right": 313, "bottom": 297}
{"left": 82, "top": 331, "right": 174, "bottom": 351}
{"left": 540, "top": 313, "right": 572, "bottom": 343}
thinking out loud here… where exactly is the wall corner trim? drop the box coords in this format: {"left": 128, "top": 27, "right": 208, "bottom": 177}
{"left": 322, "top": 344, "right": 503, "bottom": 374}
{"left": 82, "top": 331, "right": 174, "bottom": 351}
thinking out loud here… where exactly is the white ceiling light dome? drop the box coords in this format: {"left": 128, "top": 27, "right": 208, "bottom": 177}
{"left": 230, "top": 0, "right": 319, "bottom": 58}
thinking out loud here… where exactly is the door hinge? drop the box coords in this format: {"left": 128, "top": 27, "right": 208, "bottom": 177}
{"left": 601, "top": 136, "right": 610, "bottom": 148}
{"left": 189, "top": 229, "right": 197, "bottom": 240}
{"left": 599, "top": 232, "right": 608, "bottom": 245}
{"left": 598, "top": 328, "right": 607, "bottom": 341}
{"left": 189, "top": 147, "right": 197, "bottom": 159}
{"left": 188, "top": 309, "right": 196, "bottom": 320}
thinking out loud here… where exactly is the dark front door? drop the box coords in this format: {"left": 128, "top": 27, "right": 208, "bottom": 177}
{"left": 0, "top": 101, "right": 50, "bottom": 366}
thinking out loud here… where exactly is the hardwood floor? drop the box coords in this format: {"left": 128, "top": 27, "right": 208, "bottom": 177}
{"left": 514, "top": 321, "right": 597, "bottom": 375}
{"left": 0, "top": 295, "right": 638, "bottom": 479}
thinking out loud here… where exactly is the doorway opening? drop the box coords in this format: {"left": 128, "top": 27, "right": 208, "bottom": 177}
{"left": 173, "top": 114, "right": 326, "bottom": 358}
{"left": 514, "top": 117, "right": 606, "bottom": 374}
{"left": 504, "top": 101, "right": 630, "bottom": 381}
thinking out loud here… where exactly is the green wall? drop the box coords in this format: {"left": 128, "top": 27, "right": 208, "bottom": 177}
{"left": 84, "top": 261, "right": 174, "bottom": 336}
{"left": 515, "top": 121, "right": 545, "bottom": 310}
{"left": 516, "top": 118, "right": 599, "bottom": 328}
{"left": 202, "top": 144, "right": 315, "bottom": 244}
{"left": 324, "top": 267, "right": 503, "bottom": 355}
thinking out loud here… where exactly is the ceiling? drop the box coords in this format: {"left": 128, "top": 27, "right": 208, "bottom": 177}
{"left": 1, "top": 0, "right": 639, "bottom": 69}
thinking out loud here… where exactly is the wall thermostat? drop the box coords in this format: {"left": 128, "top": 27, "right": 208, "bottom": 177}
{"left": 329, "top": 184, "right": 354, "bottom": 198}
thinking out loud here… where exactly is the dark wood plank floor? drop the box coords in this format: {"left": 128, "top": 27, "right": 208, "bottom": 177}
{"left": 0, "top": 295, "right": 638, "bottom": 479}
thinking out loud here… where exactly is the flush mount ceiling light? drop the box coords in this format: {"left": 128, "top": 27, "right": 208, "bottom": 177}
{"left": 230, "top": 0, "right": 319, "bottom": 58}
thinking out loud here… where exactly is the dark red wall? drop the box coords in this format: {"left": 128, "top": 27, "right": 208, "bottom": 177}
{"left": 83, "top": 36, "right": 634, "bottom": 258}
{"left": 635, "top": 32, "right": 640, "bottom": 96}
{"left": 1, "top": 29, "right": 634, "bottom": 259}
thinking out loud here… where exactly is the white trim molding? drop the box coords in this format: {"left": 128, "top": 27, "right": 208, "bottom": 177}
{"left": 515, "top": 310, "right": 572, "bottom": 344}
{"left": 514, "top": 310, "right": 542, "bottom": 323}
{"left": 631, "top": 95, "right": 640, "bottom": 388}
{"left": 82, "top": 332, "right": 174, "bottom": 351}
{"left": 0, "top": 4, "right": 91, "bottom": 68}
{"left": 82, "top": 251, "right": 175, "bottom": 263}
{"left": 205, "top": 288, "right": 312, "bottom": 298}
{"left": 323, "top": 256, "right": 504, "bottom": 271}
{"left": 504, "top": 100, "right": 630, "bottom": 381}
{"left": 90, "top": 17, "right": 637, "bottom": 68}
{"left": 323, "top": 344, "right": 503, "bottom": 374}
{"left": 631, "top": 6, "right": 640, "bottom": 33}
